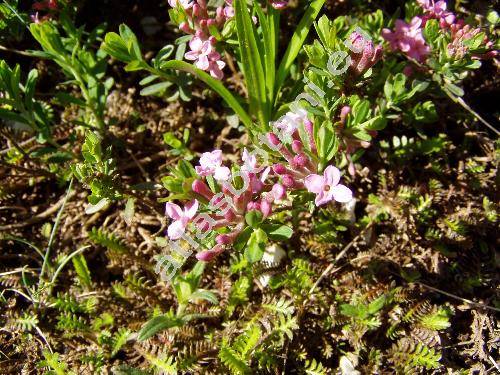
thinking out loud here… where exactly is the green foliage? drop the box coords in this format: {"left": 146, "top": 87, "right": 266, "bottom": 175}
{"left": 30, "top": 16, "right": 112, "bottom": 131}
{"left": 304, "top": 358, "right": 328, "bottom": 375}
{"left": 71, "top": 253, "right": 92, "bottom": 289}
{"left": 38, "top": 350, "right": 76, "bottom": 375}
{"left": 0, "top": 60, "right": 53, "bottom": 142}
{"left": 71, "top": 131, "right": 121, "bottom": 207}
{"left": 88, "top": 227, "right": 128, "bottom": 253}
{"left": 391, "top": 339, "right": 441, "bottom": 372}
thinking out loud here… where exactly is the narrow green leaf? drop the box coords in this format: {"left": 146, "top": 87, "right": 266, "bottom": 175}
{"left": 161, "top": 60, "right": 253, "bottom": 129}
{"left": 234, "top": 0, "right": 268, "bottom": 129}
{"left": 275, "top": 0, "right": 325, "bottom": 94}
{"left": 72, "top": 254, "right": 92, "bottom": 289}
{"left": 137, "top": 315, "right": 184, "bottom": 341}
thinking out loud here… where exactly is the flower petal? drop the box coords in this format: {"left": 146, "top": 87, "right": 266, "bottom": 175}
{"left": 331, "top": 184, "right": 353, "bottom": 203}
{"left": 315, "top": 191, "right": 332, "bottom": 206}
{"left": 184, "top": 199, "right": 199, "bottom": 219}
{"left": 323, "top": 165, "right": 341, "bottom": 187}
{"left": 214, "top": 166, "right": 231, "bottom": 181}
{"left": 165, "top": 202, "right": 183, "bottom": 220}
{"left": 304, "top": 174, "right": 325, "bottom": 194}
{"left": 167, "top": 220, "right": 185, "bottom": 240}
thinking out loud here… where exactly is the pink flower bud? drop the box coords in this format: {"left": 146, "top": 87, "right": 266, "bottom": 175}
{"left": 267, "top": 132, "right": 281, "bottom": 146}
{"left": 192, "top": 180, "right": 214, "bottom": 200}
{"left": 196, "top": 244, "right": 224, "bottom": 262}
{"left": 216, "top": 234, "right": 233, "bottom": 245}
{"left": 216, "top": 6, "right": 224, "bottom": 22}
{"left": 403, "top": 65, "right": 414, "bottom": 77}
{"left": 282, "top": 174, "right": 295, "bottom": 188}
{"left": 340, "top": 106, "right": 351, "bottom": 124}
{"left": 273, "top": 163, "right": 287, "bottom": 175}
{"left": 192, "top": 4, "right": 200, "bottom": 16}
{"left": 179, "top": 22, "right": 193, "bottom": 34}
{"left": 233, "top": 193, "right": 249, "bottom": 212}
{"left": 222, "top": 209, "right": 235, "bottom": 223}
{"left": 247, "top": 201, "right": 261, "bottom": 212}
{"left": 260, "top": 200, "right": 272, "bottom": 218}
{"left": 291, "top": 140, "right": 303, "bottom": 153}
{"left": 304, "top": 119, "right": 313, "bottom": 134}
{"left": 293, "top": 153, "right": 309, "bottom": 169}
{"left": 271, "top": 0, "right": 287, "bottom": 9}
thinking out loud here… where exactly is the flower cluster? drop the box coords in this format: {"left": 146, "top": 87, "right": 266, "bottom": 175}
{"left": 164, "top": 110, "right": 353, "bottom": 262}
{"left": 348, "top": 31, "right": 383, "bottom": 76}
{"left": 417, "top": 0, "right": 455, "bottom": 28}
{"left": 168, "top": 0, "right": 232, "bottom": 79}
{"left": 382, "top": 0, "right": 497, "bottom": 63}
{"left": 382, "top": 17, "right": 430, "bottom": 63}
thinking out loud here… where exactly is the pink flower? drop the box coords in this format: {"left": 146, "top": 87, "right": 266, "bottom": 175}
{"left": 382, "top": 17, "right": 430, "bottom": 63}
{"left": 185, "top": 35, "right": 226, "bottom": 79}
{"left": 165, "top": 200, "right": 199, "bottom": 239}
{"left": 271, "top": 183, "right": 286, "bottom": 201}
{"left": 168, "top": 0, "right": 193, "bottom": 9}
{"left": 304, "top": 166, "right": 353, "bottom": 206}
{"left": 417, "top": 0, "right": 455, "bottom": 28}
{"left": 241, "top": 148, "right": 258, "bottom": 173}
{"left": 195, "top": 150, "right": 231, "bottom": 181}
{"left": 273, "top": 109, "right": 309, "bottom": 143}
{"left": 271, "top": 0, "right": 288, "bottom": 9}
{"left": 223, "top": 0, "right": 234, "bottom": 17}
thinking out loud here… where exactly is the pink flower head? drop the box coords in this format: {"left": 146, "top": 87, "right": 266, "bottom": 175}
{"left": 271, "top": 0, "right": 288, "bottom": 9}
{"left": 185, "top": 34, "right": 226, "bottom": 79}
{"left": 168, "top": 0, "right": 193, "bottom": 9}
{"left": 165, "top": 200, "right": 199, "bottom": 240}
{"left": 223, "top": 0, "right": 234, "bottom": 17}
{"left": 347, "top": 31, "right": 383, "bottom": 76}
{"left": 195, "top": 150, "right": 231, "bottom": 181}
{"left": 273, "top": 108, "right": 309, "bottom": 143}
{"left": 241, "top": 148, "right": 258, "bottom": 173}
{"left": 382, "top": 17, "right": 430, "bottom": 63}
{"left": 304, "top": 166, "right": 353, "bottom": 206}
{"left": 417, "top": 0, "right": 455, "bottom": 28}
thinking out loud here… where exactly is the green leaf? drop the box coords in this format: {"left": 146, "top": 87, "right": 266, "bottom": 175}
{"left": 261, "top": 224, "right": 293, "bottom": 240}
{"left": 234, "top": 226, "right": 253, "bottom": 251}
{"left": 72, "top": 254, "right": 92, "bottom": 289}
{"left": 234, "top": 0, "right": 268, "bottom": 129}
{"left": 163, "top": 132, "right": 183, "bottom": 149}
{"left": 245, "top": 210, "right": 263, "bottom": 228}
{"left": 275, "top": 0, "right": 325, "bottom": 94}
{"left": 367, "top": 294, "right": 387, "bottom": 314}
{"left": 254, "top": 4, "right": 276, "bottom": 113}
{"left": 444, "top": 82, "right": 464, "bottom": 97}
{"left": 161, "top": 60, "right": 253, "bottom": 129}
{"left": 24, "top": 69, "right": 38, "bottom": 112}
{"left": 245, "top": 228, "right": 267, "bottom": 263}
{"left": 189, "top": 289, "right": 219, "bottom": 304}
{"left": 140, "top": 81, "right": 173, "bottom": 96}
{"left": 137, "top": 314, "right": 184, "bottom": 341}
